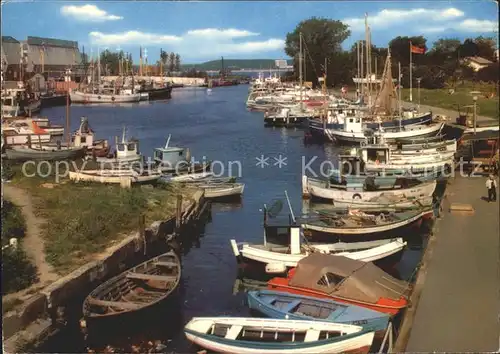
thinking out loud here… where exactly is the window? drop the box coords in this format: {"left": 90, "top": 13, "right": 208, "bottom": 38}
{"left": 154, "top": 151, "right": 162, "bottom": 159}
{"left": 178, "top": 151, "right": 183, "bottom": 156}
{"left": 317, "top": 272, "right": 345, "bottom": 287}
{"left": 117, "top": 144, "right": 125, "bottom": 152}
{"left": 81, "top": 136, "right": 86, "bottom": 143}
{"left": 127, "top": 143, "right": 136, "bottom": 151}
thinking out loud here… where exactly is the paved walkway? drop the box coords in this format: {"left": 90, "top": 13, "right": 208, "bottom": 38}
{"left": 405, "top": 175, "right": 499, "bottom": 352}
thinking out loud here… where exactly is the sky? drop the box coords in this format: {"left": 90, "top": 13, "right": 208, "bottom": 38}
{"left": 2, "top": 1, "right": 498, "bottom": 63}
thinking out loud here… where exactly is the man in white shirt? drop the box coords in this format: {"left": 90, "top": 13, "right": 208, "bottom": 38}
{"left": 486, "top": 174, "right": 497, "bottom": 202}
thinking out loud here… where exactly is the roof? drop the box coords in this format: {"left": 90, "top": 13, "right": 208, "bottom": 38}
{"left": 289, "top": 253, "right": 409, "bottom": 303}
{"left": 27, "top": 36, "right": 78, "bottom": 49}
{"left": 466, "top": 56, "right": 494, "bottom": 65}
{"left": 2, "top": 36, "right": 19, "bottom": 43}
{"left": 1, "top": 40, "right": 21, "bottom": 66}
{"left": 25, "top": 44, "right": 82, "bottom": 67}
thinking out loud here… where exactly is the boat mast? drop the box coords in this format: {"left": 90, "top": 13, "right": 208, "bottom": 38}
{"left": 299, "top": 32, "right": 303, "bottom": 111}
{"left": 365, "top": 13, "right": 371, "bottom": 109}
{"left": 398, "top": 61, "right": 402, "bottom": 118}
{"left": 97, "top": 47, "right": 101, "bottom": 94}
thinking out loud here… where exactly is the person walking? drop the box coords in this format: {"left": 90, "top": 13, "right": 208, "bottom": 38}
{"left": 486, "top": 174, "right": 497, "bottom": 202}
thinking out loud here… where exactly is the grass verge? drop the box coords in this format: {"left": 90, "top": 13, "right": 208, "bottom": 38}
{"left": 401, "top": 84, "right": 498, "bottom": 119}
{"left": 7, "top": 161, "right": 198, "bottom": 275}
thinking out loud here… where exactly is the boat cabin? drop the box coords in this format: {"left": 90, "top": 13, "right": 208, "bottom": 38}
{"left": 116, "top": 139, "right": 139, "bottom": 160}
{"left": 72, "top": 117, "right": 95, "bottom": 148}
{"left": 287, "top": 253, "right": 409, "bottom": 302}
{"left": 153, "top": 135, "right": 188, "bottom": 169}
{"left": 343, "top": 116, "right": 363, "bottom": 133}
{"left": 263, "top": 219, "right": 302, "bottom": 256}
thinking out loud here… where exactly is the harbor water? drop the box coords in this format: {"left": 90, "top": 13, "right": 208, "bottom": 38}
{"left": 40, "top": 85, "right": 430, "bottom": 353}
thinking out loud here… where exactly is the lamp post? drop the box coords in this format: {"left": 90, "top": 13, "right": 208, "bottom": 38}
{"left": 416, "top": 77, "right": 422, "bottom": 110}
{"left": 473, "top": 96, "right": 478, "bottom": 135}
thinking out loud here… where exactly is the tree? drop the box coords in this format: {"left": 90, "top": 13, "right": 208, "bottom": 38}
{"left": 174, "top": 54, "right": 181, "bottom": 72}
{"left": 160, "top": 50, "right": 168, "bottom": 66}
{"left": 389, "top": 36, "right": 427, "bottom": 66}
{"left": 168, "top": 52, "right": 175, "bottom": 72}
{"left": 285, "top": 17, "right": 350, "bottom": 86}
{"left": 100, "top": 49, "right": 122, "bottom": 75}
{"left": 474, "top": 36, "right": 496, "bottom": 61}
{"left": 458, "top": 39, "right": 479, "bottom": 59}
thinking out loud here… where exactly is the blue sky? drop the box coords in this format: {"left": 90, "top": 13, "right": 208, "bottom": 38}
{"left": 3, "top": 1, "right": 498, "bottom": 63}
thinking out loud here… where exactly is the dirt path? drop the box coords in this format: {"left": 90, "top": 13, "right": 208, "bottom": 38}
{"left": 3, "top": 184, "right": 58, "bottom": 285}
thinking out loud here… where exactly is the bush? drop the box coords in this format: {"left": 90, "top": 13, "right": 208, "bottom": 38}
{"left": 2, "top": 248, "right": 39, "bottom": 294}
{"left": 1, "top": 201, "right": 38, "bottom": 294}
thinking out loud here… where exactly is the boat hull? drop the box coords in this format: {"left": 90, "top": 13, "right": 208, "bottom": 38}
{"left": 247, "top": 290, "right": 390, "bottom": 334}
{"left": 70, "top": 91, "right": 141, "bottom": 103}
{"left": 5, "top": 146, "right": 86, "bottom": 161}
{"left": 69, "top": 170, "right": 161, "bottom": 185}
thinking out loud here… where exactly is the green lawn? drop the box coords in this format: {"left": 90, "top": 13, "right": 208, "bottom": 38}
{"left": 7, "top": 162, "right": 198, "bottom": 274}
{"left": 401, "top": 85, "right": 498, "bottom": 119}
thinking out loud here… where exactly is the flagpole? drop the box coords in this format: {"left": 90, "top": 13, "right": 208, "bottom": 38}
{"left": 409, "top": 41, "right": 413, "bottom": 102}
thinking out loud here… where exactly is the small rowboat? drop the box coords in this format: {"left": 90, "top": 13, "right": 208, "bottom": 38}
{"left": 184, "top": 317, "right": 375, "bottom": 353}
{"left": 201, "top": 183, "right": 245, "bottom": 199}
{"left": 69, "top": 169, "right": 161, "bottom": 185}
{"left": 247, "top": 290, "right": 390, "bottom": 334}
{"left": 83, "top": 251, "right": 181, "bottom": 320}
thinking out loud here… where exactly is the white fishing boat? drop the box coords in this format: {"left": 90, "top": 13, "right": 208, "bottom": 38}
{"left": 230, "top": 225, "right": 406, "bottom": 274}
{"left": 184, "top": 317, "right": 375, "bottom": 354}
{"left": 2, "top": 122, "right": 53, "bottom": 146}
{"left": 70, "top": 90, "right": 141, "bottom": 103}
{"left": 303, "top": 176, "right": 436, "bottom": 202}
{"left": 95, "top": 127, "right": 142, "bottom": 166}
{"left": 326, "top": 118, "right": 444, "bottom": 144}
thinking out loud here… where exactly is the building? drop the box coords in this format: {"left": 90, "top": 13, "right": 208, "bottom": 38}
{"left": 1, "top": 35, "right": 84, "bottom": 82}
{"left": 462, "top": 56, "right": 494, "bottom": 72}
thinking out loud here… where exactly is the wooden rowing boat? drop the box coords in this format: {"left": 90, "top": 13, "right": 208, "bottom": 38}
{"left": 83, "top": 251, "right": 181, "bottom": 320}
{"left": 184, "top": 317, "right": 375, "bottom": 353}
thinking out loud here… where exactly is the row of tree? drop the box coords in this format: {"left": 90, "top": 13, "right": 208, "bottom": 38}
{"left": 284, "top": 17, "right": 498, "bottom": 89}
{"left": 83, "top": 49, "right": 184, "bottom": 76}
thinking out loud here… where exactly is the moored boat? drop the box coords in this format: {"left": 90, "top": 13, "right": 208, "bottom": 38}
{"left": 267, "top": 253, "right": 409, "bottom": 315}
{"left": 184, "top": 316, "right": 375, "bottom": 353}
{"left": 83, "top": 251, "right": 181, "bottom": 320}
{"left": 70, "top": 90, "right": 141, "bottom": 103}
{"left": 4, "top": 145, "right": 86, "bottom": 161}
{"left": 300, "top": 207, "right": 433, "bottom": 236}
{"left": 69, "top": 169, "right": 161, "bottom": 185}
{"left": 303, "top": 175, "right": 436, "bottom": 202}
{"left": 200, "top": 182, "right": 245, "bottom": 199}
{"left": 247, "top": 290, "right": 390, "bottom": 334}
{"left": 230, "top": 224, "right": 406, "bottom": 274}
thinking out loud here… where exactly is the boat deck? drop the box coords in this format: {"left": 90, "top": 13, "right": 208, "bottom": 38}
{"left": 402, "top": 175, "right": 499, "bottom": 351}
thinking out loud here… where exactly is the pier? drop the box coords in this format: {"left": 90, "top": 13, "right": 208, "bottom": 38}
{"left": 396, "top": 174, "right": 500, "bottom": 352}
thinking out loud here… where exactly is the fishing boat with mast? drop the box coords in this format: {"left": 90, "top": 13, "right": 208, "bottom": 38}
{"left": 70, "top": 50, "right": 141, "bottom": 103}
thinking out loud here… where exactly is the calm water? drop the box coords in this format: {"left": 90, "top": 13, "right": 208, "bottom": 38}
{"left": 41, "top": 85, "right": 427, "bottom": 353}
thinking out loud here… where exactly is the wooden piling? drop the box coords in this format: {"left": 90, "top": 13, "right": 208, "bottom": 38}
{"left": 139, "top": 214, "right": 146, "bottom": 255}
{"left": 176, "top": 194, "right": 183, "bottom": 230}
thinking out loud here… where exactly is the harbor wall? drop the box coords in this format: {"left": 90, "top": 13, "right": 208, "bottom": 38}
{"left": 3, "top": 190, "right": 208, "bottom": 353}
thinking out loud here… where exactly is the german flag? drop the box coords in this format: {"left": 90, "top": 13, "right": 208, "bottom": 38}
{"left": 410, "top": 43, "right": 425, "bottom": 54}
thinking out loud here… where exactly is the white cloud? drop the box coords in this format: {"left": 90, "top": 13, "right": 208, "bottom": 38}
{"left": 60, "top": 4, "right": 123, "bottom": 22}
{"left": 345, "top": 7, "right": 497, "bottom": 35}
{"left": 88, "top": 28, "right": 284, "bottom": 57}
{"left": 186, "top": 28, "right": 259, "bottom": 38}
{"left": 89, "top": 31, "right": 182, "bottom": 46}
{"left": 344, "top": 8, "right": 464, "bottom": 31}
{"left": 455, "top": 19, "right": 498, "bottom": 33}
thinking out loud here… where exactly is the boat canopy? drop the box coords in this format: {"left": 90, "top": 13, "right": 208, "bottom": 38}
{"left": 288, "top": 253, "right": 408, "bottom": 303}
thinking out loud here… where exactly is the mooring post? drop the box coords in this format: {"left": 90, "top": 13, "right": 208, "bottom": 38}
{"left": 139, "top": 214, "right": 146, "bottom": 255}
{"left": 176, "top": 194, "right": 183, "bottom": 231}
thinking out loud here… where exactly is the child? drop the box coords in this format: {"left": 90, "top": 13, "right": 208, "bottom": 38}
{"left": 486, "top": 174, "right": 497, "bottom": 202}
